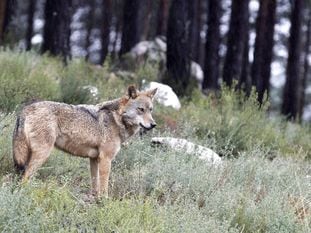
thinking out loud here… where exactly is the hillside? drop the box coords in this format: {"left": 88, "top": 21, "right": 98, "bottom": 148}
{"left": 0, "top": 52, "right": 310, "bottom": 232}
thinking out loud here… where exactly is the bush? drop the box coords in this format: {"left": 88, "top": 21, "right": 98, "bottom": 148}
{"left": 172, "top": 86, "right": 311, "bottom": 159}
{"left": 0, "top": 51, "right": 60, "bottom": 112}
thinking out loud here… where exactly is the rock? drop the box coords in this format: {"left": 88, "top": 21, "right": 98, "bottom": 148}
{"left": 143, "top": 81, "right": 181, "bottom": 110}
{"left": 81, "top": 85, "right": 99, "bottom": 100}
{"left": 191, "top": 61, "right": 204, "bottom": 84}
{"left": 151, "top": 137, "right": 222, "bottom": 166}
{"left": 130, "top": 36, "right": 166, "bottom": 62}
{"left": 129, "top": 37, "right": 204, "bottom": 88}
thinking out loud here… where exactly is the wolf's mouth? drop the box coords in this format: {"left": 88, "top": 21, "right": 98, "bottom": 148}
{"left": 139, "top": 123, "right": 154, "bottom": 130}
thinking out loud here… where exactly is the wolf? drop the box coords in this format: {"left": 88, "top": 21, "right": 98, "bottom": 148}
{"left": 13, "top": 85, "right": 157, "bottom": 198}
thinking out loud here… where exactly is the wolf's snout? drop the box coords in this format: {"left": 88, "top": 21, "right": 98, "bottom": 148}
{"left": 150, "top": 122, "right": 157, "bottom": 129}
{"left": 140, "top": 122, "right": 156, "bottom": 130}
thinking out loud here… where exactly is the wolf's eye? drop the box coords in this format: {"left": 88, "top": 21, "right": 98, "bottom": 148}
{"left": 138, "top": 107, "right": 144, "bottom": 112}
{"left": 150, "top": 108, "right": 153, "bottom": 112}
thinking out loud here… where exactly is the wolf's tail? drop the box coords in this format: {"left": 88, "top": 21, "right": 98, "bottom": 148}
{"left": 12, "top": 116, "right": 29, "bottom": 174}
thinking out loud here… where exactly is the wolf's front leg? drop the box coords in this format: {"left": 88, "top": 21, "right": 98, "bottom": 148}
{"left": 90, "top": 158, "right": 99, "bottom": 196}
{"left": 98, "top": 155, "right": 112, "bottom": 198}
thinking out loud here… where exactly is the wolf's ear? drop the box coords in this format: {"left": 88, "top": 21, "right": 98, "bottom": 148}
{"left": 147, "top": 88, "right": 158, "bottom": 100}
{"left": 127, "top": 85, "right": 138, "bottom": 99}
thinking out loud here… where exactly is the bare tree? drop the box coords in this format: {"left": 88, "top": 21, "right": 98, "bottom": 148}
{"left": 85, "top": 0, "right": 95, "bottom": 61}
{"left": 251, "top": 0, "right": 277, "bottom": 104}
{"left": 26, "top": 0, "right": 36, "bottom": 51}
{"left": 156, "top": 0, "right": 169, "bottom": 36}
{"left": 299, "top": 10, "right": 311, "bottom": 121}
{"left": 119, "top": 0, "right": 142, "bottom": 56}
{"left": 202, "top": 0, "right": 222, "bottom": 91}
{"left": 0, "top": 0, "right": 14, "bottom": 45}
{"left": 239, "top": 24, "right": 251, "bottom": 93}
{"left": 282, "top": 0, "right": 304, "bottom": 120}
{"left": 223, "top": 0, "right": 250, "bottom": 86}
{"left": 188, "top": 0, "right": 200, "bottom": 61}
{"left": 99, "top": 0, "right": 112, "bottom": 64}
{"left": 0, "top": 0, "right": 7, "bottom": 44}
{"left": 163, "top": 0, "right": 191, "bottom": 96}
{"left": 42, "top": 0, "right": 72, "bottom": 63}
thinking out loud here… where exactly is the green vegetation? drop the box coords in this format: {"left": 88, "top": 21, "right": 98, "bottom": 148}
{"left": 0, "top": 51, "right": 310, "bottom": 232}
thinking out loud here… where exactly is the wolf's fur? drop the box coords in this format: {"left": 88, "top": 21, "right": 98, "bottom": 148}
{"left": 13, "top": 86, "right": 157, "bottom": 197}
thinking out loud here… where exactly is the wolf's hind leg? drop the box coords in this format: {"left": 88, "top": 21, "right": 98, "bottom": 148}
{"left": 22, "top": 145, "right": 53, "bottom": 181}
{"left": 90, "top": 158, "right": 99, "bottom": 196}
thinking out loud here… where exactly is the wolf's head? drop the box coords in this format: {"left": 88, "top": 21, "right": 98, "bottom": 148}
{"left": 121, "top": 85, "right": 157, "bottom": 130}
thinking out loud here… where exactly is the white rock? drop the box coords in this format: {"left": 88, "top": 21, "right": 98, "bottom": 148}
{"left": 152, "top": 137, "right": 222, "bottom": 166}
{"left": 130, "top": 41, "right": 150, "bottom": 57}
{"left": 191, "top": 61, "right": 204, "bottom": 83}
{"left": 82, "top": 85, "right": 99, "bottom": 99}
{"left": 144, "top": 82, "right": 181, "bottom": 110}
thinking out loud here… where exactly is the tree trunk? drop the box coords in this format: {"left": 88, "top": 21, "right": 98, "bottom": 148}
{"left": 85, "top": 0, "right": 95, "bottom": 61}
{"left": 188, "top": 0, "right": 200, "bottom": 61}
{"left": 42, "top": 0, "right": 72, "bottom": 63}
{"left": 281, "top": 0, "right": 304, "bottom": 120}
{"left": 163, "top": 0, "right": 191, "bottom": 96}
{"left": 26, "top": 0, "right": 36, "bottom": 51}
{"left": 0, "top": 0, "right": 13, "bottom": 45}
{"left": 111, "top": 17, "right": 120, "bottom": 61}
{"left": 99, "top": 0, "right": 112, "bottom": 64}
{"left": 119, "top": 0, "right": 142, "bottom": 56}
{"left": 141, "top": 0, "right": 152, "bottom": 40}
{"left": 223, "top": 0, "right": 250, "bottom": 87}
{"left": 156, "top": 0, "right": 169, "bottom": 36}
{"left": 251, "top": 0, "right": 276, "bottom": 104}
{"left": 202, "top": 0, "right": 222, "bottom": 91}
{"left": 195, "top": 0, "right": 207, "bottom": 67}
{"left": 298, "top": 11, "right": 311, "bottom": 121}
{"left": 0, "top": 0, "right": 7, "bottom": 44}
{"left": 239, "top": 25, "right": 251, "bottom": 94}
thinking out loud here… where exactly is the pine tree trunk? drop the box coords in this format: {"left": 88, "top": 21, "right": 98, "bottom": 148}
{"left": 26, "top": 0, "right": 36, "bottom": 51}
{"left": 163, "top": 0, "right": 191, "bottom": 96}
{"left": 85, "top": 0, "right": 95, "bottom": 61}
{"left": 141, "top": 0, "right": 152, "bottom": 40}
{"left": 251, "top": 0, "right": 276, "bottom": 104}
{"left": 223, "top": 0, "right": 250, "bottom": 86}
{"left": 202, "top": 0, "right": 222, "bottom": 91}
{"left": 188, "top": 0, "right": 200, "bottom": 61}
{"left": 0, "top": 0, "right": 7, "bottom": 44}
{"left": 156, "top": 0, "right": 169, "bottom": 36}
{"left": 111, "top": 18, "right": 120, "bottom": 61}
{"left": 119, "top": 0, "right": 142, "bottom": 56}
{"left": 298, "top": 11, "right": 311, "bottom": 121}
{"left": 99, "top": 0, "right": 112, "bottom": 64}
{"left": 195, "top": 0, "right": 206, "bottom": 67}
{"left": 0, "top": 0, "right": 13, "bottom": 45}
{"left": 42, "top": 0, "right": 72, "bottom": 63}
{"left": 281, "top": 0, "right": 304, "bottom": 120}
{"left": 239, "top": 26, "right": 250, "bottom": 94}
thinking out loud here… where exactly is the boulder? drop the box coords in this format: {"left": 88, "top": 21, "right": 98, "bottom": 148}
{"left": 130, "top": 37, "right": 204, "bottom": 88}
{"left": 152, "top": 137, "right": 222, "bottom": 166}
{"left": 143, "top": 81, "right": 181, "bottom": 110}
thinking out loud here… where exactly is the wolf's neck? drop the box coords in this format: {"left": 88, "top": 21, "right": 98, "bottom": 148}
{"left": 97, "top": 98, "right": 122, "bottom": 111}
{"left": 111, "top": 111, "right": 139, "bottom": 143}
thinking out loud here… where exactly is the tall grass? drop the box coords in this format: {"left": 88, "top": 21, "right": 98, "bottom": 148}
{"left": 0, "top": 51, "right": 310, "bottom": 232}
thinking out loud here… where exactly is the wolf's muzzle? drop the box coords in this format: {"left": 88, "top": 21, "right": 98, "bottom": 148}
{"left": 140, "top": 123, "right": 157, "bottom": 130}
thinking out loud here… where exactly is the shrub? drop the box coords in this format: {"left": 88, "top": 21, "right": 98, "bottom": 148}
{"left": 175, "top": 86, "right": 311, "bottom": 159}
{"left": 0, "top": 51, "right": 60, "bottom": 112}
